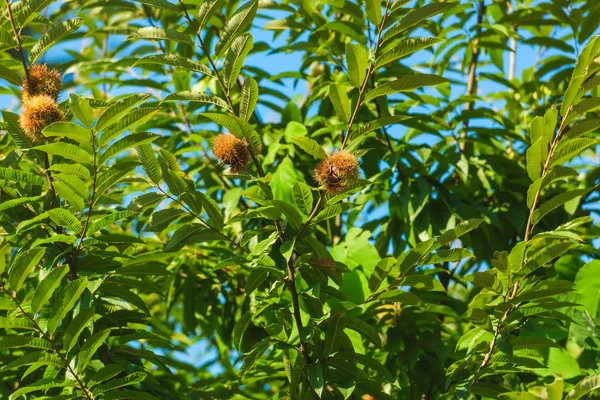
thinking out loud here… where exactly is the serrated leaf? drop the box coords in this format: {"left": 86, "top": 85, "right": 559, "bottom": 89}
{"left": 47, "top": 277, "right": 88, "bottom": 334}
{"left": 96, "top": 93, "right": 151, "bottom": 131}
{"left": 33, "top": 142, "right": 92, "bottom": 164}
{"left": 77, "top": 329, "right": 111, "bottom": 372}
{"left": 346, "top": 43, "right": 368, "bottom": 88}
{"left": 382, "top": 2, "right": 458, "bottom": 44}
{"left": 290, "top": 136, "right": 327, "bottom": 159}
{"left": 214, "top": 1, "right": 258, "bottom": 58}
{"left": 312, "top": 203, "right": 357, "bottom": 224}
{"left": 10, "top": 378, "right": 76, "bottom": 400}
{"left": 1, "top": 351, "right": 63, "bottom": 371}
{"left": 88, "top": 211, "right": 138, "bottom": 235}
{"left": 69, "top": 93, "right": 94, "bottom": 127}
{"left": 377, "top": 37, "right": 441, "bottom": 69}
{"left": 99, "top": 132, "right": 160, "bottom": 165}
{"left": 136, "top": 144, "right": 161, "bottom": 184}
{"left": 63, "top": 307, "right": 95, "bottom": 352}
{"left": 566, "top": 373, "right": 600, "bottom": 399}
{"left": 133, "top": 54, "right": 212, "bottom": 75}
{"left": 364, "top": 74, "right": 448, "bottom": 102}
{"left": 99, "top": 108, "right": 160, "bottom": 146}
{"left": 197, "top": 192, "right": 224, "bottom": 229}
{"left": 128, "top": 27, "right": 194, "bottom": 45}
{"left": 162, "top": 91, "right": 229, "bottom": 109}
{"left": 347, "top": 115, "right": 410, "bottom": 143}
{"left": 0, "top": 65, "right": 22, "bottom": 86}
{"left": 29, "top": 18, "right": 83, "bottom": 63}
{"left": 240, "top": 339, "right": 277, "bottom": 376}
{"left": 293, "top": 182, "right": 313, "bottom": 215}
{"left": 132, "top": 0, "right": 179, "bottom": 12}
{"left": 0, "top": 167, "right": 44, "bottom": 185}
{"left": 42, "top": 122, "right": 91, "bottom": 144}
{"left": 240, "top": 77, "right": 258, "bottom": 121}
{"left": 31, "top": 265, "right": 69, "bottom": 313}
{"left": 144, "top": 209, "right": 184, "bottom": 232}
{"left": 0, "top": 336, "right": 51, "bottom": 351}
{"left": 233, "top": 302, "right": 271, "bottom": 350}
{"left": 329, "top": 84, "right": 351, "bottom": 123}
{"left": 532, "top": 185, "right": 597, "bottom": 226}
{"left": 223, "top": 33, "right": 254, "bottom": 90}
{"left": 48, "top": 208, "right": 82, "bottom": 233}
{"left": 344, "top": 317, "right": 381, "bottom": 348}
{"left": 549, "top": 138, "right": 597, "bottom": 167}
{"left": 8, "top": 248, "right": 45, "bottom": 292}
{"left": 198, "top": 0, "right": 224, "bottom": 29}
{"left": 0, "top": 195, "right": 45, "bottom": 212}
{"left": 399, "top": 274, "right": 445, "bottom": 291}
{"left": 364, "top": 0, "right": 382, "bottom": 24}
{"left": 0, "top": 317, "right": 36, "bottom": 330}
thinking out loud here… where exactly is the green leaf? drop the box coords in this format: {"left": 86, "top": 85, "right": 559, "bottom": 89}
{"left": 532, "top": 185, "right": 597, "bottom": 226}
{"left": 436, "top": 219, "right": 484, "bottom": 246}
{"left": 399, "top": 274, "right": 445, "bottom": 291}
{"left": 99, "top": 132, "right": 160, "bottom": 165}
{"left": 239, "top": 77, "right": 258, "bottom": 121}
{"left": 96, "top": 93, "right": 151, "bottom": 131}
{"left": 133, "top": 54, "right": 212, "bottom": 75}
{"left": 47, "top": 277, "right": 88, "bottom": 334}
{"left": 0, "top": 195, "right": 45, "bottom": 212}
{"left": 574, "top": 260, "right": 600, "bottom": 318}
{"left": 198, "top": 192, "right": 224, "bottom": 230}
{"left": 136, "top": 144, "right": 161, "bottom": 184}
{"left": 364, "top": 0, "right": 382, "bottom": 24}
{"left": 63, "top": 306, "right": 95, "bottom": 352}
{"left": 364, "top": 74, "right": 449, "bottom": 102}
{"left": 240, "top": 339, "right": 277, "bottom": 376}
{"left": 290, "top": 136, "right": 327, "bottom": 159}
{"left": 347, "top": 115, "right": 410, "bottom": 143}
{"left": 308, "top": 362, "right": 325, "bottom": 397}
{"left": 33, "top": 142, "right": 92, "bottom": 164}
{"left": 420, "top": 248, "right": 474, "bottom": 265}
{"left": 549, "top": 138, "right": 597, "bottom": 167}
{"left": 99, "top": 108, "right": 160, "bottom": 146}
{"left": 346, "top": 43, "right": 368, "bottom": 88}
{"left": 376, "top": 37, "right": 441, "bottom": 69}
{"left": 145, "top": 209, "right": 185, "bottom": 232}
{"left": 128, "top": 27, "right": 194, "bottom": 45}
{"left": 0, "top": 317, "right": 36, "bottom": 330}
{"left": 312, "top": 203, "right": 357, "bottom": 224}
{"left": 233, "top": 302, "right": 271, "bottom": 350}
{"left": 214, "top": 1, "right": 258, "bottom": 58}
{"left": 344, "top": 317, "right": 381, "bottom": 348}
{"left": 93, "top": 372, "right": 147, "bottom": 395}
{"left": 382, "top": 2, "right": 458, "bottom": 44}
{"left": 223, "top": 33, "right": 254, "bottom": 90}
{"left": 69, "top": 93, "right": 94, "bottom": 127}
{"left": 329, "top": 84, "right": 351, "bottom": 123}
{"left": 132, "top": 0, "right": 179, "bottom": 12}
{"left": 29, "top": 18, "right": 83, "bottom": 63}
{"left": 8, "top": 248, "right": 45, "bottom": 292}
{"left": 293, "top": 182, "right": 313, "bottom": 215}
{"left": 566, "top": 373, "right": 600, "bottom": 400}
{"left": 335, "top": 351, "right": 391, "bottom": 377}
{"left": 77, "top": 329, "right": 111, "bottom": 372}
{"left": 198, "top": 0, "right": 224, "bottom": 29}
{"left": 323, "top": 315, "right": 345, "bottom": 358}
{"left": 10, "top": 378, "right": 76, "bottom": 400}
{"left": 0, "top": 336, "right": 51, "bottom": 351}
{"left": 0, "top": 167, "right": 44, "bottom": 185}
{"left": 1, "top": 351, "right": 63, "bottom": 371}
{"left": 31, "top": 265, "right": 69, "bottom": 313}
{"left": 87, "top": 210, "right": 138, "bottom": 235}
{"left": 162, "top": 91, "right": 229, "bottom": 109}
{"left": 0, "top": 65, "right": 22, "bottom": 86}
{"left": 48, "top": 208, "right": 82, "bottom": 233}
{"left": 42, "top": 122, "right": 91, "bottom": 144}
{"left": 527, "top": 166, "right": 578, "bottom": 208}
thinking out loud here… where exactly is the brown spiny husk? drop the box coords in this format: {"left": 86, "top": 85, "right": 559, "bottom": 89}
{"left": 19, "top": 94, "right": 63, "bottom": 144}
{"left": 22, "top": 64, "right": 62, "bottom": 101}
{"left": 212, "top": 133, "right": 249, "bottom": 173}
{"left": 315, "top": 150, "right": 359, "bottom": 193}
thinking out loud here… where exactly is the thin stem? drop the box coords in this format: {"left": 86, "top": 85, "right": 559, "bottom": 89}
{"left": 0, "top": 281, "right": 95, "bottom": 400}
{"left": 341, "top": 0, "right": 392, "bottom": 150}
{"left": 295, "top": 192, "right": 324, "bottom": 241}
{"left": 4, "top": 0, "right": 31, "bottom": 91}
{"left": 474, "top": 106, "right": 573, "bottom": 382}
{"left": 460, "top": 0, "right": 486, "bottom": 153}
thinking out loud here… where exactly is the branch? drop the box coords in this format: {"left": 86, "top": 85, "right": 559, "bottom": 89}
{"left": 460, "top": 0, "right": 486, "bottom": 153}
{"left": 4, "top": 0, "right": 31, "bottom": 92}
{"left": 474, "top": 106, "right": 573, "bottom": 382}
{"left": 0, "top": 281, "right": 95, "bottom": 400}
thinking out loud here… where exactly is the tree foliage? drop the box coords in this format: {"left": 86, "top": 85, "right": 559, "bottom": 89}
{"left": 0, "top": 0, "right": 599, "bottom": 399}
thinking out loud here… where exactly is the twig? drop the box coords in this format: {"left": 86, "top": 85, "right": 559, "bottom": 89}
{"left": 0, "top": 281, "right": 95, "bottom": 399}
{"left": 341, "top": 0, "right": 392, "bottom": 150}
{"left": 473, "top": 106, "right": 573, "bottom": 382}
{"left": 4, "top": 0, "right": 31, "bottom": 91}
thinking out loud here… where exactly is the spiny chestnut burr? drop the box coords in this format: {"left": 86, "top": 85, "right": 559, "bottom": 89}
{"left": 22, "top": 64, "right": 62, "bottom": 101}
{"left": 315, "top": 150, "right": 359, "bottom": 193}
{"left": 212, "top": 133, "right": 250, "bottom": 173}
{"left": 19, "top": 94, "right": 63, "bottom": 144}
